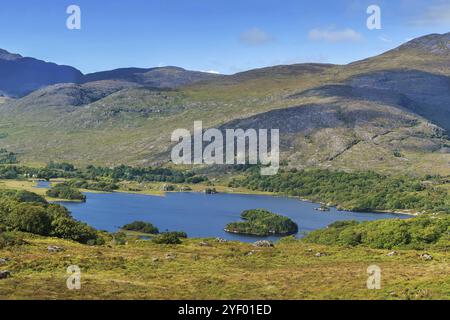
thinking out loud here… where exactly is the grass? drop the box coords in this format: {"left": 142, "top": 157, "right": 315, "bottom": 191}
{"left": 0, "top": 47, "right": 449, "bottom": 177}
{"left": 0, "top": 234, "right": 448, "bottom": 300}
{"left": 0, "top": 179, "right": 83, "bottom": 202}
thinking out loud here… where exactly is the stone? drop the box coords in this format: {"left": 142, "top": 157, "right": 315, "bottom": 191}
{"left": 215, "top": 238, "right": 227, "bottom": 243}
{"left": 387, "top": 251, "right": 397, "bottom": 257}
{"left": 253, "top": 240, "right": 274, "bottom": 248}
{"left": 199, "top": 241, "right": 211, "bottom": 247}
{"left": 315, "top": 252, "right": 326, "bottom": 257}
{"left": 165, "top": 253, "right": 176, "bottom": 260}
{"left": 47, "top": 245, "right": 64, "bottom": 253}
{"left": 0, "top": 270, "right": 11, "bottom": 279}
{"left": 0, "top": 258, "right": 10, "bottom": 265}
{"left": 421, "top": 253, "right": 433, "bottom": 261}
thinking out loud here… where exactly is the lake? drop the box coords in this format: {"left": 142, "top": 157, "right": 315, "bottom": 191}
{"left": 57, "top": 192, "right": 409, "bottom": 242}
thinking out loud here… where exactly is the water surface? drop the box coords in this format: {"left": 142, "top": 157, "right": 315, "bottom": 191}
{"left": 58, "top": 192, "right": 408, "bottom": 242}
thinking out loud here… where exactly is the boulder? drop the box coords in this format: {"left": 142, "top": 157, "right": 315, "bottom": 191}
{"left": 0, "top": 270, "right": 11, "bottom": 279}
{"left": 315, "top": 252, "right": 326, "bottom": 257}
{"left": 421, "top": 253, "right": 433, "bottom": 261}
{"left": 0, "top": 258, "right": 10, "bottom": 265}
{"left": 253, "top": 240, "right": 274, "bottom": 248}
{"left": 387, "top": 251, "right": 398, "bottom": 257}
{"left": 47, "top": 245, "right": 64, "bottom": 253}
{"left": 215, "top": 238, "right": 227, "bottom": 243}
{"left": 165, "top": 253, "right": 176, "bottom": 260}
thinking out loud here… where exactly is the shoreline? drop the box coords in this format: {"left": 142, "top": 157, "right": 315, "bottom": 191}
{"left": 1, "top": 178, "right": 421, "bottom": 217}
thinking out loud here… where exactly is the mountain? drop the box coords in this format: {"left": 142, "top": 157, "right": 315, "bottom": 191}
{"left": 0, "top": 48, "right": 222, "bottom": 99}
{"left": 0, "top": 33, "right": 448, "bottom": 175}
{"left": 0, "top": 49, "right": 83, "bottom": 98}
{"left": 82, "top": 66, "right": 222, "bottom": 88}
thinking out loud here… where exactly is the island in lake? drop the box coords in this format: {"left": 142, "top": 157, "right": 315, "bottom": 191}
{"left": 225, "top": 209, "right": 299, "bottom": 236}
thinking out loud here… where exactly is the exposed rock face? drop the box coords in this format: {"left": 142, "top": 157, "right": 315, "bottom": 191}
{"left": 395, "top": 33, "right": 450, "bottom": 55}
{"left": 0, "top": 33, "right": 448, "bottom": 172}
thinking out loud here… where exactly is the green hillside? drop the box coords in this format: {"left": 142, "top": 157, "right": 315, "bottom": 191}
{"left": 0, "top": 33, "right": 448, "bottom": 175}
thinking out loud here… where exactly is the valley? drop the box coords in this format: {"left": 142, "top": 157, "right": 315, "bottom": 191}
{"left": 0, "top": 32, "right": 449, "bottom": 301}
{"left": 0, "top": 33, "right": 449, "bottom": 176}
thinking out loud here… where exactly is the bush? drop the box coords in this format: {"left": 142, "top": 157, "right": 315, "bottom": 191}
{"left": 0, "top": 231, "right": 27, "bottom": 248}
{"left": 303, "top": 215, "right": 450, "bottom": 250}
{"left": 0, "top": 190, "right": 47, "bottom": 204}
{"left": 122, "top": 221, "right": 159, "bottom": 234}
{"left": 152, "top": 232, "right": 185, "bottom": 244}
{"left": 8, "top": 203, "right": 52, "bottom": 235}
{"left": 46, "top": 183, "right": 86, "bottom": 201}
{"left": 111, "top": 232, "right": 127, "bottom": 245}
{"left": 0, "top": 190, "right": 102, "bottom": 244}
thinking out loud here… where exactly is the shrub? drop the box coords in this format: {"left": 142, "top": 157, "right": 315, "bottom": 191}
{"left": 46, "top": 183, "right": 86, "bottom": 201}
{"left": 0, "top": 190, "right": 47, "bottom": 204}
{"left": 122, "top": 221, "right": 159, "bottom": 234}
{"left": 0, "top": 231, "right": 27, "bottom": 248}
{"left": 8, "top": 203, "right": 52, "bottom": 235}
{"left": 303, "top": 215, "right": 450, "bottom": 250}
{"left": 152, "top": 232, "right": 185, "bottom": 244}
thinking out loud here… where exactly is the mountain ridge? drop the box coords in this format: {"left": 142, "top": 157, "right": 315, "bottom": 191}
{"left": 0, "top": 33, "right": 448, "bottom": 175}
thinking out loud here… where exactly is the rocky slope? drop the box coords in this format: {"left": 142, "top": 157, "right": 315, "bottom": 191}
{"left": 0, "top": 33, "right": 448, "bottom": 175}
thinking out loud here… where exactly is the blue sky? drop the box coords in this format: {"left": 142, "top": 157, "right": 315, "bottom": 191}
{"left": 0, "top": 0, "right": 448, "bottom": 74}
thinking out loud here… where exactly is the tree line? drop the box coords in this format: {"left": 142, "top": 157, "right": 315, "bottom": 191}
{"left": 230, "top": 169, "right": 450, "bottom": 214}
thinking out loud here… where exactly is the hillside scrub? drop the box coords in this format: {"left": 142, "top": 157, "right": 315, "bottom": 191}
{"left": 230, "top": 169, "right": 450, "bottom": 214}
{"left": 0, "top": 189, "right": 100, "bottom": 244}
{"left": 225, "top": 209, "right": 298, "bottom": 236}
{"left": 303, "top": 215, "right": 450, "bottom": 250}
{"left": 122, "top": 221, "right": 159, "bottom": 234}
{"left": 0, "top": 163, "right": 209, "bottom": 185}
{"left": 46, "top": 183, "right": 86, "bottom": 201}
{"left": 66, "top": 179, "right": 119, "bottom": 192}
{"left": 152, "top": 231, "right": 188, "bottom": 244}
{"left": 0, "top": 149, "right": 17, "bottom": 164}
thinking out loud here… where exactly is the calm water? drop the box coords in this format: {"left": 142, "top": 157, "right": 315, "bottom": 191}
{"left": 34, "top": 180, "right": 52, "bottom": 189}
{"left": 57, "top": 192, "right": 409, "bottom": 242}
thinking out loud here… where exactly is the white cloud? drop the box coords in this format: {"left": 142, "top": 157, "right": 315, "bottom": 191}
{"left": 308, "top": 28, "right": 363, "bottom": 43}
{"left": 411, "top": 4, "right": 450, "bottom": 26}
{"left": 240, "top": 28, "right": 273, "bottom": 46}
{"left": 378, "top": 36, "right": 392, "bottom": 43}
{"left": 202, "top": 70, "right": 220, "bottom": 74}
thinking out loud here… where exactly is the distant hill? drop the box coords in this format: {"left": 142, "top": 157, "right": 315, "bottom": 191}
{"left": 0, "top": 33, "right": 448, "bottom": 175}
{"left": 0, "top": 49, "right": 83, "bottom": 98}
{"left": 82, "top": 66, "right": 222, "bottom": 88}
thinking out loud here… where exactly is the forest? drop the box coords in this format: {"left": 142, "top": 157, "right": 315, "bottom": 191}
{"left": 230, "top": 169, "right": 450, "bottom": 214}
